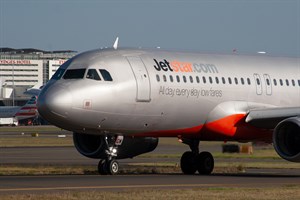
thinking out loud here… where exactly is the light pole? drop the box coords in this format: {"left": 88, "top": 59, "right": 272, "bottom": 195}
{"left": 12, "top": 64, "right": 14, "bottom": 106}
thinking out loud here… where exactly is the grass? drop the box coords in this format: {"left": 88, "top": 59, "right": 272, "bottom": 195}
{"left": 0, "top": 135, "right": 73, "bottom": 147}
{"left": 140, "top": 150, "right": 281, "bottom": 160}
{"left": 0, "top": 125, "right": 73, "bottom": 147}
{"left": 213, "top": 149, "right": 281, "bottom": 159}
{"left": 0, "top": 165, "right": 95, "bottom": 176}
{"left": 0, "top": 164, "right": 244, "bottom": 176}
{"left": 0, "top": 159, "right": 299, "bottom": 176}
{"left": 0, "top": 186, "right": 300, "bottom": 200}
{"left": 0, "top": 125, "right": 62, "bottom": 132}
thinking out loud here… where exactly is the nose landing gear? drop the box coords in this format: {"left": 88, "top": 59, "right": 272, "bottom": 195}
{"left": 98, "top": 135, "right": 123, "bottom": 175}
{"left": 180, "top": 139, "right": 214, "bottom": 175}
{"left": 98, "top": 159, "right": 119, "bottom": 175}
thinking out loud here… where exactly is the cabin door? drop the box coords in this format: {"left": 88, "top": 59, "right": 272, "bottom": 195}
{"left": 253, "top": 73, "right": 263, "bottom": 95}
{"left": 127, "top": 56, "right": 151, "bottom": 102}
{"left": 263, "top": 74, "right": 272, "bottom": 95}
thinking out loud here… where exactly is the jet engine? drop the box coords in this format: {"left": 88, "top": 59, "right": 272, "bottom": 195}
{"left": 273, "top": 117, "right": 300, "bottom": 162}
{"left": 73, "top": 132, "right": 158, "bottom": 159}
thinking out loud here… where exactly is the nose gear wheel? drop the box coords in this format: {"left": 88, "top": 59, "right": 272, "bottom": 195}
{"left": 97, "top": 135, "right": 123, "bottom": 175}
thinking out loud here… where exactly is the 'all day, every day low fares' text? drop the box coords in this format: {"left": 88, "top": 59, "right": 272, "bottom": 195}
{"left": 159, "top": 86, "right": 222, "bottom": 98}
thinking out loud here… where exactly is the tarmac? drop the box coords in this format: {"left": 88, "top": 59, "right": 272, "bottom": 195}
{"left": 0, "top": 126, "right": 300, "bottom": 194}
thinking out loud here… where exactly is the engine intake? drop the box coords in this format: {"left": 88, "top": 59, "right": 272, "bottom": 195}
{"left": 73, "top": 132, "right": 158, "bottom": 159}
{"left": 273, "top": 117, "right": 300, "bottom": 162}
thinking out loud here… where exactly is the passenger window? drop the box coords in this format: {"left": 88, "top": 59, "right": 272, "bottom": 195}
{"left": 202, "top": 76, "right": 206, "bottom": 84}
{"left": 273, "top": 79, "right": 277, "bottom": 86}
{"left": 291, "top": 79, "right": 295, "bottom": 86}
{"left": 156, "top": 74, "right": 160, "bottom": 82}
{"left": 280, "top": 79, "right": 283, "bottom": 86}
{"left": 222, "top": 77, "right": 226, "bottom": 84}
{"left": 176, "top": 75, "right": 180, "bottom": 82}
{"left": 190, "top": 76, "right": 193, "bottom": 83}
{"left": 183, "top": 76, "right": 187, "bottom": 83}
{"left": 99, "top": 69, "right": 113, "bottom": 81}
{"left": 298, "top": 80, "right": 300, "bottom": 86}
{"left": 163, "top": 75, "right": 167, "bottom": 82}
{"left": 196, "top": 76, "right": 200, "bottom": 83}
{"left": 228, "top": 77, "right": 232, "bottom": 84}
{"left": 256, "top": 78, "right": 260, "bottom": 85}
{"left": 63, "top": 68, "right": 86, "bottom": 79}
{"left": 209, "top": 77, "right": 213, "bottom": 84}
{"left": 215, "top": 77, "right": 219, "bottom": 84}
{"left": 247, "top": 78, "right": 251, "bottom": 85}
{"left": 235, "top": 77, "right": 238, "bottom": 85}
{"left": 286, "top": 79, "right": 289, "bottom": 86}
{"left": 169, "top": 75, "right": 173, "bottom": 82}
{"left": 241, "top": 78, "right": 245, "bottom": 85}
{"left": 266, "top": 79, "right": 270, "bottom": 86}
{"left": 86, "top": 69, "right": 101, "bottom": 81}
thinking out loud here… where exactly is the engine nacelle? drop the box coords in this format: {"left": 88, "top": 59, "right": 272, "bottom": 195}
{"left": 73, "top": 132, "right": 158, "bottom": 159}
{"left": 273, "top": 117, "right": 300, "bottom": 162}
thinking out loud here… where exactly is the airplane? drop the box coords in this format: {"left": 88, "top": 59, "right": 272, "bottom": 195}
{"left": 37, "top": 41, "right": 300, "bottom": 175}
{"left": 0, "top": 96, "right": 38, "bottom": 123}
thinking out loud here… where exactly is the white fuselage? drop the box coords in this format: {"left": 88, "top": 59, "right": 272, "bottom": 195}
{"left": 37, "top": 48, "right": 300, "bottom": 142}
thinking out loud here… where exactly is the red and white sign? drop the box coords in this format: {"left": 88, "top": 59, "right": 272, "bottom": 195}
{"left": 0, "top": 60, "right": 32, "bottom": 65}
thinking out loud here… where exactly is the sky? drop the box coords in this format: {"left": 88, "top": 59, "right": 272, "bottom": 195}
{"left": 0, "top": 0, "right": 299, "bottom": 56}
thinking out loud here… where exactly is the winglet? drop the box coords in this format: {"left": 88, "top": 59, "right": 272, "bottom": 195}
{"left": 113, "top": 37, "right": 119, "bottom": 50}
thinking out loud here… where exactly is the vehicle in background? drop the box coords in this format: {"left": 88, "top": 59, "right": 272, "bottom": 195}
{"left": 0, "top": 117, "right": 18, "bottom": 126}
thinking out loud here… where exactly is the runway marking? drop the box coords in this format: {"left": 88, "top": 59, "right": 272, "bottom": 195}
{"left": 0, "top": 184, "right": 222, "bottom": 192}
{"left": 0, "top": 182, "right": 296, "bottom": 192}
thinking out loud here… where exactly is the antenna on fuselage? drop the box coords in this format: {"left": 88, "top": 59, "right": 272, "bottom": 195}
{"left": 113, "top": 37, "right": 119, "bottom": 50}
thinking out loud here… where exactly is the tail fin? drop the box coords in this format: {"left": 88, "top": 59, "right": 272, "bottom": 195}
{"left": 24, "top": 83, "right": 43, "bottom": 96}
{"left": 14, "top": 96, "right": 38, "bottom": 119}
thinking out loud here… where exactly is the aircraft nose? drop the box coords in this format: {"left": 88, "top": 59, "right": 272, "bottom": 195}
{"left": 37, "top": 85, "right": 72, "bottom": 122}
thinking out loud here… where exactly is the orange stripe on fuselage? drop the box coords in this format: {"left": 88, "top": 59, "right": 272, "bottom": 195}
{"left": 135, "top": 114, "right": 272, "bottom": 142}
{"left": 201, "top": 114, "right": 272, "bottom": 142}
{"left": 204, "top": 114, "right": 246, "bottom": 137}
{"left": 135, "top": 125, "right": 204, "bottom": 138}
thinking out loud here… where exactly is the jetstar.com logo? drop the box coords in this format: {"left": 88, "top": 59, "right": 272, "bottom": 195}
{"left": 153, "top": 59, "right": 219, "bottom": 74}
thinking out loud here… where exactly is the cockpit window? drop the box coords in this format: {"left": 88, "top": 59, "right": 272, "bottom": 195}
{"left": 86, "top": 69, "right": 101, "bottom": 81}
{"left": 51, "top": 58, "right": 73, "bottom": 80}
{"left": 63, "top": 69, "right": 86, "bottom": 79}
{"left": 51, "top": 68, "right": 66, "bottom": 80}
{"left": 99, "top": 69, "right": 113, "bottom": 81}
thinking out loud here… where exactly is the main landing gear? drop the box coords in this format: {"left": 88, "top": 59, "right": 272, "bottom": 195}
{"left": 98, "top": 135, "right": 123, "bottom": 175}
{"left": 180, "top": 139, "right": 214, "bottom": 175}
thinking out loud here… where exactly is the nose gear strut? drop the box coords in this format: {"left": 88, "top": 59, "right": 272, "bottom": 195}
{"left": 98, "top": 135, "right": 123, "bottom": 175}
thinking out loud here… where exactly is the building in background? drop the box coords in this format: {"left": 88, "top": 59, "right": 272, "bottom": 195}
{"left": 0, "top": 48, "right": 77, "bottom": 106}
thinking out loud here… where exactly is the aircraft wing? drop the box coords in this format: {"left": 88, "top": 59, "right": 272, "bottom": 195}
{"left": 245, "top": 107, "right": 300, "bottom": 129}
{"left": 24, "top": 83, "right": 44, "bottom": 96}
{"left": 24, "top": 88, "right": 41, "bottom": 96}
